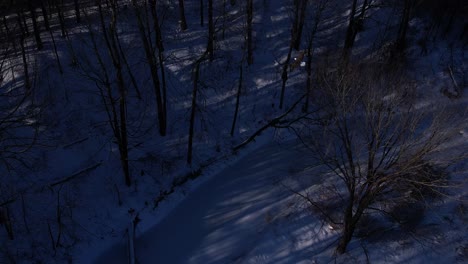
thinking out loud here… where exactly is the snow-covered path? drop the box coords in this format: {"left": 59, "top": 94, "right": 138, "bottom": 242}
{"left": 95, "top": 140, "right": 320, "bottom": 264}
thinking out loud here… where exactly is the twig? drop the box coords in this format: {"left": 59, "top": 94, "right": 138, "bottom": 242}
{"left": 50, "top": 162, "right": 102, "bottom": 187}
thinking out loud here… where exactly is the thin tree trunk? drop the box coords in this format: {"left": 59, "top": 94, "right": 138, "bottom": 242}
{"left": 280, "top": 37, "right": 294, "bottom": 109}
{"left": 230, "top": 63, "right": 243, "bottom": 136}
{"left": 98, "top": 0, "right": 131, "bottom": 186}
{"left": 18, "top": 10, "right": 29, "bottom": 36}
{"left": 188, "top": 61, "right": 201, "bottom": 164}
{"left": 49, "top": 27, "right": 63, "bottom": 74}
{"left": 395, "top": 0, "right": 413, "bottom": 52}
{"left": 342, "top": 0, "right": 358, "bottom": 59}
{"left": 247, "top": 0, "right": 253, "bottom": 65}
{"left": 178, "top": 0, "right": 188, "bottom": 30}
{"left": 149, "top": 0, "right": 167, "bottom": 122}
{"left": 200, "top": 0, "right": 204, "bottom": 26}
{"left": 56, "top": 1, "right": 67, "bottom": 37}
{"left": 20, "top": 35, "right": 31, "bottom": 89}
{"left": 132, "top": 0, "right": 166, "bottom": 136}
{"left": 74, "top": 0, "right": 81, "bottom": 23}
{"left": 293, "top": 0, "right": 308, "bottom": 50}
{"left": 28, "top": 0, "right": 43, "bottom": 50}
{"left": 207, "top": 0, "right": 214, "bottom": 61}
{"left": 40, "top": 0, "right": 50, "bottom": 31}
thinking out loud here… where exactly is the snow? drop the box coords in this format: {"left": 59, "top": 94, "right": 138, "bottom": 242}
{"left": 0, "top": 0, "right": 467, "bottom": 263}
{"left": 95, "top": 139, "right": 325, "bottom": 264}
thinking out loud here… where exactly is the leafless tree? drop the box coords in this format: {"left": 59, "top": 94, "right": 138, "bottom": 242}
{"left": 297, "top": 63, "right": 463, "bottom": 254}
{"left": 80, "top": 0, "right": 132, "bottom": 186}
{"left": 132, "top": 0, "right": 167, "bottom": 136}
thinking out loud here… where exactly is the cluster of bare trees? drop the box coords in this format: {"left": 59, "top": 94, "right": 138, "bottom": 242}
{"left": 290, "top": 61, "right": 463, "bottom": 253}
{"left": 0, "top": 0, "right": 466, "bottom": 261}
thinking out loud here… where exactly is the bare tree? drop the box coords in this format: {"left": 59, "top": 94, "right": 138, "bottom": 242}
{"left": 298, "top": 63, "right": 461, "bottom": 254}
{"left": 132, "top": 0, "right": 167, "bottom": 136}
{"left": 80, "top": 0, "right": 132, "bottom": 186}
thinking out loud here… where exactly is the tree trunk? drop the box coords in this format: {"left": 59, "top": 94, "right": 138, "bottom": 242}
{"left": 49, "top": 27, "right": 63, "bottom": 74}
{"left": 40, "top": 0, "right": 50, "bottom": 31}
{"left": 188, "top": 61, "right": 201, "bottom": 164}
{"left": 304, "top": 44, "right": 312, "bottom": 112}
{"left": 247, "top": 0, "right": 253, "bottom": 65}
{"left": 28, "top": 0, "right": 43, "bottom": 50}
{"left": 74, "top": 0, "right": 81, "bottom": 23}
{"left": 280, "top": 35, "right": 295, "bottom": 109}
{"left": 293, "top": 0, "right": 308, "bottom": 50}
{"left": 342, "top": 0, "right": 358, "bottom": 59}
{"left": 133, "top": 0, "right": 166, "bottom": 136}
{"left": 18, "top": 10, "right": 29, "bottom": 36}
{"left": 149, "top": 0, "right": 167, "bottom": 126}
{"left": 231, "top": 64, "right": 243, "bottom": 136}
{"left": 98, "top": 0, "right": 132, "bottom": 186}
{"left": 207, "top": 0, "right": 214, "bottom": 61}
{"left": 20, "top": 35, "right": 31, "bottom": 89}
{"left": 395, "top": 0, "right": 413, "bottom": 53}
{"left": 178, "top": 0, "right": 188, "bottom": 30}
{"left": 56, "top": 1, "right": 67, "bottom": 37}
{"left": 200, "top": 0, "right": 204, "bottom": 26}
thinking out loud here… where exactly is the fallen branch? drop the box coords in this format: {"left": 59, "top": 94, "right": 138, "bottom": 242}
{"left": 62, "top": 137, "right": 89, "bottom": 149}
{"left": 50, "top": 162, "right": 102, "bottom": 187}
{"left": 234, "top": 94, "right": 306, "bottom": 151}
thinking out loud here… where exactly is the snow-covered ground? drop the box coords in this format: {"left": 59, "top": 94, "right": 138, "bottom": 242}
{"left": 0, "top": 0, "right": 466, "bottom": 263}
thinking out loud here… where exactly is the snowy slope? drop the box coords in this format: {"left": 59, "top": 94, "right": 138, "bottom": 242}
{"left": 0, "top": 0, "right": 466, "bottom": 263}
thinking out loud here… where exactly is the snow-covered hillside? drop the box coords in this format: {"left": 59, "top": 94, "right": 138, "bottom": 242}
{"left": 0, "top": 0, "right": 466, "bottom": 263}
